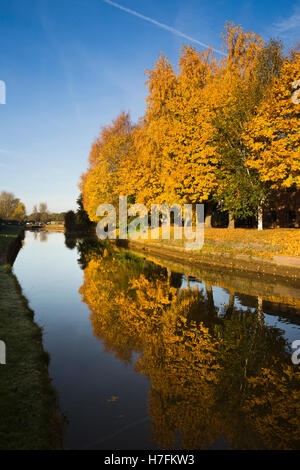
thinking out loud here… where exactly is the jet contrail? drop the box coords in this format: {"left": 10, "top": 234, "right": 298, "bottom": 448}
{"left": 104, "top": 0, "right": 226, "bottom": 56}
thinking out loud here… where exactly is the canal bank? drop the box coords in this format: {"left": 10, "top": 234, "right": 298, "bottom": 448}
{"left": 0, "top": 225, "right": 24, "bottom": 265}
{"left": 116, "top": 233, "right": 300, "bottom": 285}
{"left": 0, "top": 226, "right": 63, "bottom": 449}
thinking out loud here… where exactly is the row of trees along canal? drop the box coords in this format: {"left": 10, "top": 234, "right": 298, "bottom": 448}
{"left": 80, "top": 23, "right": 300, "bottom": 230}
{"left": 0, "top": 191, "right": 66, "bottom": 224}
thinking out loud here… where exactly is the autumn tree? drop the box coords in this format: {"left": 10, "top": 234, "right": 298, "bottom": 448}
{"left": 31, "top": 204, "right": 39, "bottom": 222}
{"left": 119, "top": 55, "right": 178, "bottom": 207}
{"left": 244, "top": 47, "right": 300, "bottom": 227}
{"left": 80, "top": 112, "right": 134, "bottom": 221}
{"left": 38, "top": 202, "right": 48, "bottom": 223}
{"left": 121, "top": 47, "right": 219, "bottom": 230}
{"left": 210, "top": 26, "right": 284, "bottom": 228}
{"left": 11, "top": 201, "right": 26, "bottom": 221}
{"left": 160, "top": 46, "right": 219, "bottom": 215}
{"left": 0, "top": 191, "right": 26, "bottom": 221}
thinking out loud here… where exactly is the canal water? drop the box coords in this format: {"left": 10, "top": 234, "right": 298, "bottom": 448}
{"left": 13, "top": 231, "right": 300, "bottom": 450}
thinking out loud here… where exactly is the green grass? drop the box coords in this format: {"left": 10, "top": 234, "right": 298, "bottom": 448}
{"left": 0, "top": 225, "right": 63, "bottom": 449}
{"left": 0, "top": 266, "right": 63, "bottom": 449}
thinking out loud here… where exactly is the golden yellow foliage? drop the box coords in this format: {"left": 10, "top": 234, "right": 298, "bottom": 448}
{"left": 80, "top": 112, "right": 134, "bottom": 221}
{"left": 80, "top": 22, "right": 298, "bottom": 226}
{"left": 79, "top": 246, "right": 300, "bottom": 449}
{"left": 245, "top": 49, "right": 300, "bottom": 189}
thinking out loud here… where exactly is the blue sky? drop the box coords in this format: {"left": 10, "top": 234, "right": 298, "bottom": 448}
{"left": 0, "top": 0, "right": 299, "bottom": 213}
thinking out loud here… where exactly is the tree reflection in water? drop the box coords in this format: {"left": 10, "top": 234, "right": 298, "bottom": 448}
{"left": 77, "top": 240, "right": 300, "bottom": 450}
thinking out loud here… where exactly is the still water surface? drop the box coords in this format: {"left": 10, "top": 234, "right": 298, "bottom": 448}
{"left": 13, "top": 231, "right": 300, "bottom": 450}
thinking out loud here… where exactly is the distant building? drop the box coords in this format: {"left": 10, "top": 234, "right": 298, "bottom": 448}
{"left": 50, "top": 221, "right": 64, "bottom": 226}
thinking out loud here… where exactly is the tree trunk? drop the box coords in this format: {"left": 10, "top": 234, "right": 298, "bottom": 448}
{"left": 225, "top": 291, "right": 235, "bottom": 318}
{"left": 257, "top": 204, "right": 263, "bottom": 230}
{"left": 206, "top": 282, "right": 215, "bottom": 314}
{"left": 204, "top": 202, "right": 214, "bottom": 229}
{"left": 204, "top": 213, "right": 212, "bottom": 229}
{"left": 228, "top": 211, "right": 235, "bottom": 229}
{"left": 295, "top": 208, "right": 300, "bottom": 228}
{"left": 257, "top": 296, "right": 264, "bottom": 326}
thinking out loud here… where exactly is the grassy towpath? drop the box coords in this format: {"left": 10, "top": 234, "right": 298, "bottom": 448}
{"left": 118, "top": 227, "right": 300, "bottom": 281}
{"left": 0, "top": 224, "right": 63, "bottom": 449}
